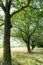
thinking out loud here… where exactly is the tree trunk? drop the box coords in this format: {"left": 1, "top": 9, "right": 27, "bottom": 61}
{"left": 26, "top": 39, "right": 31, "bottom": 53}
{"left": 2, "top": 9, "right": 12, "bottom": 65}
{"left": 27, "top": 43, "right": 31, "bottom": 53}
{"left": 32, "top": 42, "right": 35, "bottom": 50}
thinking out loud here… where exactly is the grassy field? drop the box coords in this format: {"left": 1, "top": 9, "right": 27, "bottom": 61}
{"left": 0, "top": 48, "right": 43, "bottom": 65}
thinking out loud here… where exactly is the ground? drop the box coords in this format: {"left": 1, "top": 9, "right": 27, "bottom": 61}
{"left": 0, "top": 47, "right": 43, "bottom": 65}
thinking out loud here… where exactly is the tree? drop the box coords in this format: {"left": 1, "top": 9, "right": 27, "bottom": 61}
{"left": 31, "top": 31, "right": 41, "bottom": 50}
{"left": 0, "top": 0, "right": 31, "bottom": 65}
{"left": 11, "top": 3, "right": 43, "bottom": 52}
{"left": 31, "top": 17, "right": 43, "bottom": 49}
{"left": 11, "top": 8, "right": 40, "bottom": 53}
{"left": 0, "top": 0, "right": 43, "bottom": 65}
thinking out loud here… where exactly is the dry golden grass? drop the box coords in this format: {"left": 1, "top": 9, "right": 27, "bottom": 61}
{"left": 11, "top": 48, "right": 43, "bottom": 65}
{"left": 0, "top": 47, "right": 27, "bottom": 58}
{"left": 0, "top": 48, "right": 3, "bottom": 57}
{"left": 0, "top": 48, "right": 43, "bottom": 65}
{"left": 11, "top": 47, "right": 28, "bottom": 54}
{"left": 0, "top": 47, "right": 27, "bottom": 55}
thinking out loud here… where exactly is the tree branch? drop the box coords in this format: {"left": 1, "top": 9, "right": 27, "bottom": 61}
{"left": 0, "top": 18, "right": 4, "bottom": 26}
{"left": 32, "top": 35, "right": 40, "bottom": 43}
{"left": 6, "top": 0, "right": 12, "bottom": 8}
{"left": 10, "top": 5, "right": 29, "bottom": 17}
{"left": 21, "top": 31, "right": 27, "bottom": 43}
{"left": 16, "top": 26, "right": 27, "bottom": 35}
{"left": 10, "top": 0, "right": 43, "bottom": 18}
{"left": 29, "top": 22, "right": 38, "bottom": 38}
{"left": 29, "top": 28, "right": 36, "bottom": 38}
{"left": 29, "top": 5, "right": 43, "bottom": 10}
{"left": 0, "top": 19, "right": 4, "bottom": 21}
{"left": 0, "top": 23, "right": 4, "bottom": 26}
{"left": 9, "top": 0, "right": 12, "bottom": 6}
{"left": 10, "top": 0, "right": 31, "bottom": 18}
{"left": 0, "top": 0, "right": 6, "bottom": 12}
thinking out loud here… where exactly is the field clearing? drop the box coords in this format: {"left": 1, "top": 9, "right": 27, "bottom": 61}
{"left": 11, "top": 48, "right": 43, "bottom": 65}
{"left": 11, "top": 47, "right": 28, "bottom": 53}
{"left": 0, "top": 47, "right": 43, "bottom": 53}
{"left": 0, "top": 48, "right": 43, "bottom": 65}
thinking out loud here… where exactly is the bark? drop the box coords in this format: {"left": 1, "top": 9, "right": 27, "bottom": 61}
{"left": 32, "top": 42, "right": 35, "bottom": 50}
{"left": 2, "top": 7, "right": 12, "bottom": 65}
{"left": 27, "top": 43, "right": 31, "bottom": 53}
{"left": 26, "top": 39, "right": 31, "bottom": 53}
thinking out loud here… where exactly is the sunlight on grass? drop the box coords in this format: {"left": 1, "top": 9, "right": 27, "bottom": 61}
{"left": 0, "top": 48, "right": 3, "bottom": 57}
{"left": 11, "top": 48, "right": 43, "bottom": 65}
{"left": 0, "top": 48, "right": 3, "bottom": 65}
{"left": 0, "top": 48, "right": 43, "bottom": 65}
{"left": 11, "top": 53, "right": 43, "bottom": 65}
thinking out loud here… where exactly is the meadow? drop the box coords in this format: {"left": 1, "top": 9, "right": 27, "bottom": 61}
{"left": 0, "top": 48, "right": 43, "bottom": 65}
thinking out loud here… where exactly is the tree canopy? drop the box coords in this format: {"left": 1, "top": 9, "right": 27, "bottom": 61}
{"left": 0, "top": 0, "right": 43, "bottom": 65}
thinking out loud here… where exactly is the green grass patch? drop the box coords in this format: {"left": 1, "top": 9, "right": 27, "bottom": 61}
{"left": 11, "top": 48, "right": 43, "bottom": 65}
{"left": 0, "top": 48, "right": 43, "bottom": 65}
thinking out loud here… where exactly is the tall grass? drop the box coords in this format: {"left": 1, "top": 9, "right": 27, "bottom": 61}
{"left": 0, "top": 48, "right": 43, "bottom": 65}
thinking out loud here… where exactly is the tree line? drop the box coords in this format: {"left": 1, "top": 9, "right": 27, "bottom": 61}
{"left": 0, "top": 0, "right": 43, "bottom": 65}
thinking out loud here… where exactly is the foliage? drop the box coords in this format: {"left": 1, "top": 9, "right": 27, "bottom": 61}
{"left": 11, "top": 6, "right": 43, "bottom": 50}
{"left": 0, "top": 0, "right": 43, "bottom": 65}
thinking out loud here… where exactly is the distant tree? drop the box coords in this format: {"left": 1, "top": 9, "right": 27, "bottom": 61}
{"left": 31, "top": 18, "right": 43, "bottom": 49}
{"left": 11, "top": 5, "right": 43, "bottom": 53}
{"left": 12, "top": 8, "right": 40, "bottom": 53}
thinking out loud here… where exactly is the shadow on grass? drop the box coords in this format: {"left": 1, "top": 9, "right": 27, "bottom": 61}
{"left": 12, "top": 62, "right": 21, "bottom": 65}
{"left": 12, "top": 53, "right": 43, "bottom": 65}
{"left": 31, "top": 52, "right": 43, "bottom": 55}
{"left": 32, "top": 51, "right": 43, "bottom": 55}
{"left": 34, "top": 57, "right": 43, "bottom": 64}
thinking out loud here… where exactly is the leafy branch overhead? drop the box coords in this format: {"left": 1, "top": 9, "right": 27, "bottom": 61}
{"left": 0, "top": 0, "right": 43, "bottom": 18}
